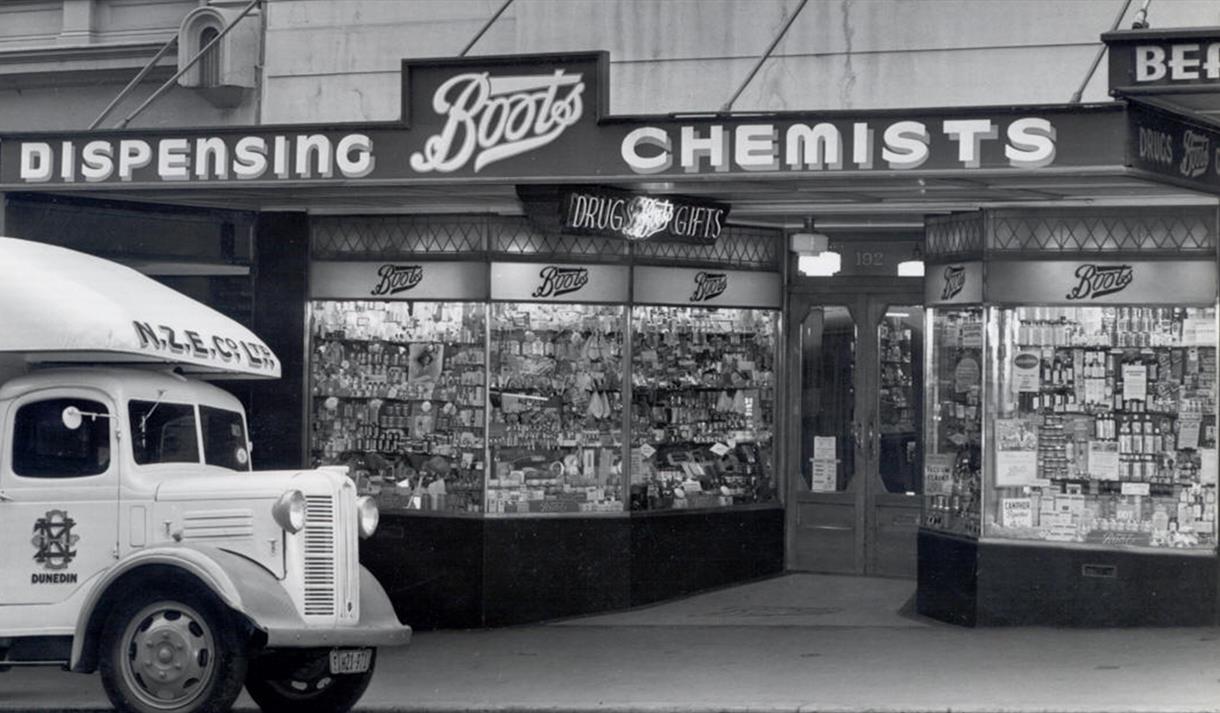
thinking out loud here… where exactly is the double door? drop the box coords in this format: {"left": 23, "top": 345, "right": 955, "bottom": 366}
{"left": 787, "top": 284, "right": 923, "bottom": 577}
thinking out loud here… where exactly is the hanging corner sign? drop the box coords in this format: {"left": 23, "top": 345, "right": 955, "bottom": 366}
{"left": 559, "top": 186, "right": 729, "bottom": 244}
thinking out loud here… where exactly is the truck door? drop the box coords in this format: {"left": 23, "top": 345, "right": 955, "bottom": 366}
{"left": 0, "top": 390, "right": 119, "bottom": 609}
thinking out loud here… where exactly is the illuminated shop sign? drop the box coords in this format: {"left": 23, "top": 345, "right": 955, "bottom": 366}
{"left": 309, "top": 261, "right": 489, "bottom": 301}
{"left": 987, "top": 260, "right": 1217, "bottom": 305}
{"left": 491, "top": 262, "right": 629, "bottom": 303}
{"left": 409, "top": 69, "right": 585, "bottom": 173}
{"left": 0, "top": 53, "right": 1135, "bottom": 187}
{"left": 620, "top": 117, "right": 1060, "bottom": 174}
{"left": 1105, "top": 29, "right": 1220, "bottom": 91}
{"left": 560, "top": 187, "right": 729, "bottom": 243}
{"left": 18, "top": 134, "right": 375, "bottom": 183}
{"left": 1127, "top": 103, "right": 1220, "bottom": 192}
{"left": 632, "top": 266, "right": 781, "bottom": 308}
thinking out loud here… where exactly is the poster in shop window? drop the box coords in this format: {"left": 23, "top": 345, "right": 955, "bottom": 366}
{"left": 995, "top": 418, "right": 1041, "bottom": 487}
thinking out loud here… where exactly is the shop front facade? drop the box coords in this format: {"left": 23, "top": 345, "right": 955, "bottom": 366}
{"left": 2, "top": 4, "right": 1220, "bottom": 627}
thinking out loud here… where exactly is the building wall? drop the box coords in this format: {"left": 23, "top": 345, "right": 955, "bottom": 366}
{"left": 4, "top": 0, "right": 1220, "bottom": 131}
{"left": 0, "top": 0, "right": 256, "bottom": 130}
{"left": 260, "top": 0, "right": 1220, "bottom": 124}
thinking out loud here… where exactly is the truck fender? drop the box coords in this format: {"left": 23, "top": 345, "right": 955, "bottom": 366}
{"left": 70, "top": 544, "right": 289, "bottom": 672}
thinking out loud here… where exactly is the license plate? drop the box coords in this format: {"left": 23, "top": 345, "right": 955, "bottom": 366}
{"left": 329, "top": 648, "right": 372, "bottom": 674}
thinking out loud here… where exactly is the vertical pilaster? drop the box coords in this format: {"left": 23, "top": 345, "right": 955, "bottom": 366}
{"left": 247, "top": 211, "right": 310, "bottom": 470}
{"left": 59, "top": 0, "right": 96, "bottom": 44}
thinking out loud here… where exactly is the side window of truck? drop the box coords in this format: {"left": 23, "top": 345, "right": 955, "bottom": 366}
{"left": 12, "top": 397, "right": 111, "bottom": 478}
{"left": 129, "top": 400, "right": 200, "bottom": 465}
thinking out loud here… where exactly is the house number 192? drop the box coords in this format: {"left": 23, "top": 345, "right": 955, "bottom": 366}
{"left": 855, "top": 251, "right": 884, "bottom": 266}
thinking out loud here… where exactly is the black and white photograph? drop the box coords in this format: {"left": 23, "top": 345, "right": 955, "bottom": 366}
{"left": 1, "top": 1, "right": 1220, "bottom": 712}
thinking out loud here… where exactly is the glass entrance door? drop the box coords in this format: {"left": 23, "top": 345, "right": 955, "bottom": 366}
{"left": 789, "top": 291, "right": 924, "bottom": 577}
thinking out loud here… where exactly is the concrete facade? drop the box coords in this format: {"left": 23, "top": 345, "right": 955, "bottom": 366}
{"left": 4, "top": 0, "right": 1220, "bottom": 131}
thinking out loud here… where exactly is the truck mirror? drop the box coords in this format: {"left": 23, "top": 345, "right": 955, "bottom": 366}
{"left": 62, "top": 406, "right": 83, "bottom": 430}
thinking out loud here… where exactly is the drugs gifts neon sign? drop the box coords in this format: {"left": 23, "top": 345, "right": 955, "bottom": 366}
{"left": 560, "top": 187, "right": 729, "bottom": 244}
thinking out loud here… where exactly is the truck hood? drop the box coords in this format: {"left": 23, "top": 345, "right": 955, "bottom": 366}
{"left": 154, "top": 469, "right": 342, "bottom": 501}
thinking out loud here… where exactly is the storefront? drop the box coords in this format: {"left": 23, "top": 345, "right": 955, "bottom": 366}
{"left": 1, "top": 35, "right": 1218, "bottom": 627}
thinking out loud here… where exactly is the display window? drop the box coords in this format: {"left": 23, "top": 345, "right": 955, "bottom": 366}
{"left": 629, "top": 306, "right": 777, "bottom": 510}
{"left": 487, "top": 303, "right": 625, "bottom": 513}
{"left": 923, "top": 307, "right": 983, "bottom": 537}
{"left": 308, "top": 300, "right": 487, "bottom": 513}
{"left": 985, "top": 305, "right": 1217, "bottom": 551}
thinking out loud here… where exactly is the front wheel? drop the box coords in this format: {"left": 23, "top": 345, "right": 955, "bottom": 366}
{"left": 98, "top": 589, "right": 247, "bottom": 713}
{"left": 245, "top": 649, "right": 376, "bottom": 713}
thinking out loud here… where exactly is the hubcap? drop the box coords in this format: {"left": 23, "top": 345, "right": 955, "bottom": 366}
{"left": 120, "top": 601, "right": 215, "bottom": 710}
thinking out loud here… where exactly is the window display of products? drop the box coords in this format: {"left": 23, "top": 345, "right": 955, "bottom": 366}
{"left": 986, "top": 305, "right": 1218, "bottom": 551}
{"left": 629, "top": 306, "right": 777, "bottom": 510}
{"left": 309, "top": 301, "right": 487, "bottom": 513}
{"left": 923, "top": 307, "right": 983, "bottom": 537}
{"left": 487, "top": 303, "right": 625, "bottom": 513}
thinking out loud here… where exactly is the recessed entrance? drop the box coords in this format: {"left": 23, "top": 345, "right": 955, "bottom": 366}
{"left": 787, "top": 279, "right": 924, "bottom": 577}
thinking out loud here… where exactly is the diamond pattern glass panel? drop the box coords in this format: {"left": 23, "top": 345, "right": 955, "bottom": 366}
{"left": 312, "top": 215, "right": 488, "bottom": 258}
{"left": 632, "top": 225, "right": 780, "bottom": 269}
{"left": 986, "top": 208, "right": 1216, "bottom": 254}
{"left": 925, "top": 213, "right": 984, "bottom": 259}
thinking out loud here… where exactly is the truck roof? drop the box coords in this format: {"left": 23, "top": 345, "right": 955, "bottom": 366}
{"left": 0, "top": 366, "right": 246, "bottom": 414}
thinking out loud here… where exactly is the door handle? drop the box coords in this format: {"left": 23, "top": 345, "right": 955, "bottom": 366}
{"left": 0, "top": 492, "right": 13, "bottom": 502}
{"left": 867, "top": 414, "right": 878, "bottom": 460}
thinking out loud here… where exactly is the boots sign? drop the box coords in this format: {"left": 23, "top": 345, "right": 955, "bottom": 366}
{"left": 0, "top": 52, "right": 1134, "bottom": 187}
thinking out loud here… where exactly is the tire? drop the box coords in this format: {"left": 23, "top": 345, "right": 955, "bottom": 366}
{"left": 98, "top": 588, "right": 248, "bottom": 713}
{"left": 245, "top": 649, "right": 376, "bottom": 713}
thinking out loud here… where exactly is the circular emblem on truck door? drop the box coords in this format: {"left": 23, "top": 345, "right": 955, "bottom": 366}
{"left": 32, "top": 509, "right": 80, "bottom": 570}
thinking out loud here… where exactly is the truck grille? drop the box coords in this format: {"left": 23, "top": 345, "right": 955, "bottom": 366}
{"left": 303, "top": 495, "right": 336, "bottom": 616}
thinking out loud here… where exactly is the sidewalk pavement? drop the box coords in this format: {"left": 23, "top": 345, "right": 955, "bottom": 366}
{"left": 4, "top": 573, "right": 1220, "bottom": 712}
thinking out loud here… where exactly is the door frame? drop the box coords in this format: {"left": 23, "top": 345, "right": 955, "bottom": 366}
{"left": 784, "top": 276, "right": 923, "bottom": 575}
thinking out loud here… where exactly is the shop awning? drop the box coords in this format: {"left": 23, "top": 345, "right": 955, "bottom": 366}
{"left": 0, "top": 237, "right": 280, "bottom": 378}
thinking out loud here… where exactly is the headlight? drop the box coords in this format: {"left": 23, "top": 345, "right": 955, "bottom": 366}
{"left": 356, "top": 496, "right": 379, "bottom": 539}
{"left": 272, "top": 490, "right": 307, "bottom": 533}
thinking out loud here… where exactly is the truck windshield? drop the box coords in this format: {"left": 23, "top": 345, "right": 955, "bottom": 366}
{"left": 200, "top": 405, "right": 251, "bottom": 471}
{"left": 130, "top": 400, "right": 199, "bottom": 465}
{"left": 129, "top": 401, "right": 251, "bottom": 471}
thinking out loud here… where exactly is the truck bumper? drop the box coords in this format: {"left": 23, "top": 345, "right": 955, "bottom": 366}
{"left": 259, "top": 567, "right": 412, "bottom": 648}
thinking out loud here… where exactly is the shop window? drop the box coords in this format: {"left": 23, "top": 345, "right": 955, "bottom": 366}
{"left": 488, "top": 303, "right": 625, "bottom": 514}
{"left": 630, "top": 306, "right": 777, "bottom": 510}
{"left": 923, "top": 307, "right": 983, "bottom": 537}
{"left": 12, "top": 398, "right": 111, "bottom": 478}
{"left": 983, "top": 305, "right": 1217, "bottom": 551}
{"left": 309, "top": 301, "right": 487, "bottom": 513}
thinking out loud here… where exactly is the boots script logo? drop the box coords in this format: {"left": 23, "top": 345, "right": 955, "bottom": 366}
{"left": 32, "top": 510, "right": 79, "bottom": 570}
{"left": 532, "top": 266, "right": 589, "bottom": 298}
{"left": 1066, "top": 264, "right": 1134, "bottom": 300}
{"left": 371, "top": 264, "right": 424, "bottom": 296}
{"left": 410, "top": 70, "right": 585, "bottom": 174}
{"left": 941, "top": 266, "right": 966, "bottom": 300}
{"left": 690, "top": 272, "right": 729, "bottom": 302}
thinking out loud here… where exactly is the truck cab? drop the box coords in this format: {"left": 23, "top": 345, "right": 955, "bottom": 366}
{"left": 0, "top": 237, "right": 410, "bottom": 713}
